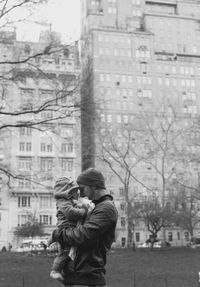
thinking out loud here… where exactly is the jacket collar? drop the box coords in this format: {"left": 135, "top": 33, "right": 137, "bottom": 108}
{"left": 93, "top": 194, "right": 113, "bottom": 205}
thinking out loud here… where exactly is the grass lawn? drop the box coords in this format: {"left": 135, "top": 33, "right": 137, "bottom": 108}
{"left": 1, "top": 248, "right": 200, "bottom": 287}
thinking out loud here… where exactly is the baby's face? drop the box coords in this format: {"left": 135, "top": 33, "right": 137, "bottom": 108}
{"left": 71, "top": 189, "right": 79, "bottom": 200}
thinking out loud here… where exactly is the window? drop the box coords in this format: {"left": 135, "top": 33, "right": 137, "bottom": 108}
{"left": 61, "top": 158, "right": 73, "bottom": 171}
{"left": 61, "top": 143, "right": 67, "bottom": 153}
{"left": 40, "top": 196, "right": 52, "bottom": 208}
{"left": 60, "top": 126, "right": 73, "bottom": 138}
{"left": 133, "top": 9, "right": 141, "bottom": 16}
{"left": 19, "top": 142, "right": 25, "bottom": 151}
{"left": 107, "top": 115, "right": 112, "bottom": 123}
{"left": 40, "top": 158, "right": 53, "bottom": 171}
{"left": 26, "top": 143, "right": 32, "bottom": 152}
{"left": 19, "top": 157, "right": 32, "bottom": 170}
{"left": 108, "top": 6, "right": 117, "bottom": 14}
{"left": 168, "top": 232, "right": 173, "bottom": 242}
{"left": 40, "top": 143, "right": 46, "bottom": 152}
{"left": 120, "top": 203, "right": 125, "bottom": 210}
{"left": 18, "top": 196, "right": 31, "bottom": 207}
{"left": 137, "top": 89, "right": 152, "bottom": 98}
{"left": 68, "top": 143, "right": 73, "bottom": 152}
{"left": 41, "top": 111, "right": 53, "bottom": 119}
{"left": 106, "top": 74, "right": 111, "bottom": 82}
{"left": 135, "top": 232, "right": 140, "bottom": 242}
{"left": 18, "top": 178, "right": 31, "bottom": 188}
{"left": 177, "top": 232, "right": 180, "bottom": 240}
{"left": 0, "top": 197, "right": 2, "bottom": 206}
{"left": 19, "top": 127, "right": 32, "bottom": 136}
{"left": 40, "top": 215, "right": 52, "bottom": 225}
{"left": 117, "top": 115, "right": 121, "bottom": 123}
{"left": 18, "top": 214, "right": 29, "bottom": 226}
{"left": 19, "top": 142, "right": 32, "bottom": 152}
{"left": 123, "top": 115, "right": 128, "bottom": 123}
{"left": 46, "top": 144, "right": 52, "bottom": 152}
{"left": 61, "top": 143, "right": 73, "bottom": 153}
{"left": 133, "top": 0, "right": 141, "bottom": 5}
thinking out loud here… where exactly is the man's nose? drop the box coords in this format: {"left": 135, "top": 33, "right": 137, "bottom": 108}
{"left": 79, "top": 188, "right": 85, "bottom": 197}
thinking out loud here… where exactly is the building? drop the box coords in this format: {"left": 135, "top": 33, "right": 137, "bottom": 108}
{"left": 80, "top": 0, "right": 200, "bottom": 247}
{"left": 0, "top": 30, "right": 81, "bottom": 249}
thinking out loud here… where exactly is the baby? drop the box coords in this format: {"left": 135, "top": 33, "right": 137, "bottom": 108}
{"left": 48, "top": 177, "right": 95, "bottom": 282}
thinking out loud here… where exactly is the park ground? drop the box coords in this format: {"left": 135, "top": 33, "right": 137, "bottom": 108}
{"left": 1, "top": 248, "right": 200, "bottom": 287}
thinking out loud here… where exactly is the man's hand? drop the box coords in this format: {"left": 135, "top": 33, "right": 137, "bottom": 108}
{"left": 49, "top": 242, "right": 59, "bottom": 252}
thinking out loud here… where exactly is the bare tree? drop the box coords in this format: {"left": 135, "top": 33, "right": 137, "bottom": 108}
{"left": 97, "top": 125, "right": 152, "bottom": 247}
{"left": 173, "top": 187, "right": 200, "bottom": 238}
{"left": 134, "top": 196, "right": 175, "bottom": 249}
{"left": 97, "top": 100, "right": 196, "bottom": 245}
{"left": 0, "top": 0, "right": 80, "bottom": 183}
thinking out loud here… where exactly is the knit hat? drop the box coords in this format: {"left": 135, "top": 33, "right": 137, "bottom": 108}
{"left": 77, "top": 168, "right": 106, "bottom": 189}
{"left": 54, "top": 177, "right": 79, "bottom": 194}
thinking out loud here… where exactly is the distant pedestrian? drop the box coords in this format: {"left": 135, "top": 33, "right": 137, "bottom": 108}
{"left": 8, "top": 243, "right": 12, "bottom": 252}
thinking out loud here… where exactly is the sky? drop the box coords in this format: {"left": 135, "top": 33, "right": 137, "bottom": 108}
{"left": 16, "top": 0, "right": 81, "bottom": 43}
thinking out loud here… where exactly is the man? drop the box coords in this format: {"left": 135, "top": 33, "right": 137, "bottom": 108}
{"left": 52, "top": 167, "right": 118, "bottom": 287}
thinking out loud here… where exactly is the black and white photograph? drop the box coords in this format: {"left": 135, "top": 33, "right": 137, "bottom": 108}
{"left": 0, "top": 0, "right": 200, "bottom": 286}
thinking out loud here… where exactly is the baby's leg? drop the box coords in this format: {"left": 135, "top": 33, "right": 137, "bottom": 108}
{"left": 50, "top": 248, "right": 70, "bottom": 282}
{"left": 50, "top": 255, "right": 65, "bottom": 282}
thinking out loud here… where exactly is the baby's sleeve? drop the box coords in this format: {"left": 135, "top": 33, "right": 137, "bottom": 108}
{"left": 59, "top": 200, "right": 86, "bottom": 222}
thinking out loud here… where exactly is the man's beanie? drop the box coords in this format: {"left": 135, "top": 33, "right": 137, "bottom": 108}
{"left": 77, "top": 168, "right": 106, "bottom": 189}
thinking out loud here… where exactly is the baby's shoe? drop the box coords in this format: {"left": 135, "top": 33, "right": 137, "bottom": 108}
{"left": 50, "top": 270, "right": 64, "bottom": 282}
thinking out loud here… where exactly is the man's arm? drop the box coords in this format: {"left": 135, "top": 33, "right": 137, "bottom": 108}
{"left": 54, "top": 202, "right": 117, "bottom": 247}
{"left": 59, "top": 200, "right": 86, "bottom": 221}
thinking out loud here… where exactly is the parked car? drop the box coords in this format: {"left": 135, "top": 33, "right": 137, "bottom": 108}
{"left": 16, "top": 239, "right": 48, "bottom": 253}
{"left": 137, "top": 239, "right": 171, "bottom": 248}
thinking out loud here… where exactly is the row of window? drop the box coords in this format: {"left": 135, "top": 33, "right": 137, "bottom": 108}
{"left": 17, "top": 196, "right": 52, "bottom": 208}
{"left": 156, "top": 65, "right": 196, "bottom": 75}
{"left": 21, "top": 89, "right": 74, "bottom": 102}
{"left": 40, "top": 158, "right": 73, "bottom": 172}
{"left": 100, "top": 87, "right": 197, "bottom": 103}
{"left": 98, "top": 34, "right": 131, "bottom": 45}
{"left": 100, "top": 107, "right": 199, "bottom": 123}
{"left": 99, "top": 47, "right": 132, "bottom": 57}
{"left": 98, "top": 48, "right": 151, "bottom": 58}
{"left": 157, "top": 78, "right": 196, "bottom": 87}
{"left": 99, "top": 73, "right": 197, "bottom": 87}
{"left": 19, "top": 142, "right": 73, "bottom": 153}
{"left": 17, "top": 214, "right": 52, "bottom": 226}
{"left": 97, "top": 57, "right": 200, "bottom": 77}
{"left": 18, "top": 157, "right": 74, "bottom": 173}
{"left": 99, "top": 73, "right": 133, "bottom": 83}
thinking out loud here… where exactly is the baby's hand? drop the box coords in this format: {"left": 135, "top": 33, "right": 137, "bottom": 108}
{"left": 78, "top": 197, "right": 95, "bottom": 211}
{"left": 72, "top": 199, "right": 78, "bottom": 205}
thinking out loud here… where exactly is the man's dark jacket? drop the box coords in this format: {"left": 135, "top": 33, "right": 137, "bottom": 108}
{"left": 53, "top": 194, "right": 118, "bottom": 286}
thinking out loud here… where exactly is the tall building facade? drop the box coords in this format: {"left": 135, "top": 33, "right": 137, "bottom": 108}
{"left": 80, "top": 0, "right": 200, "bottom": 247}
{"left": 0, "top": 31, "right": 81, "bottom": 249}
